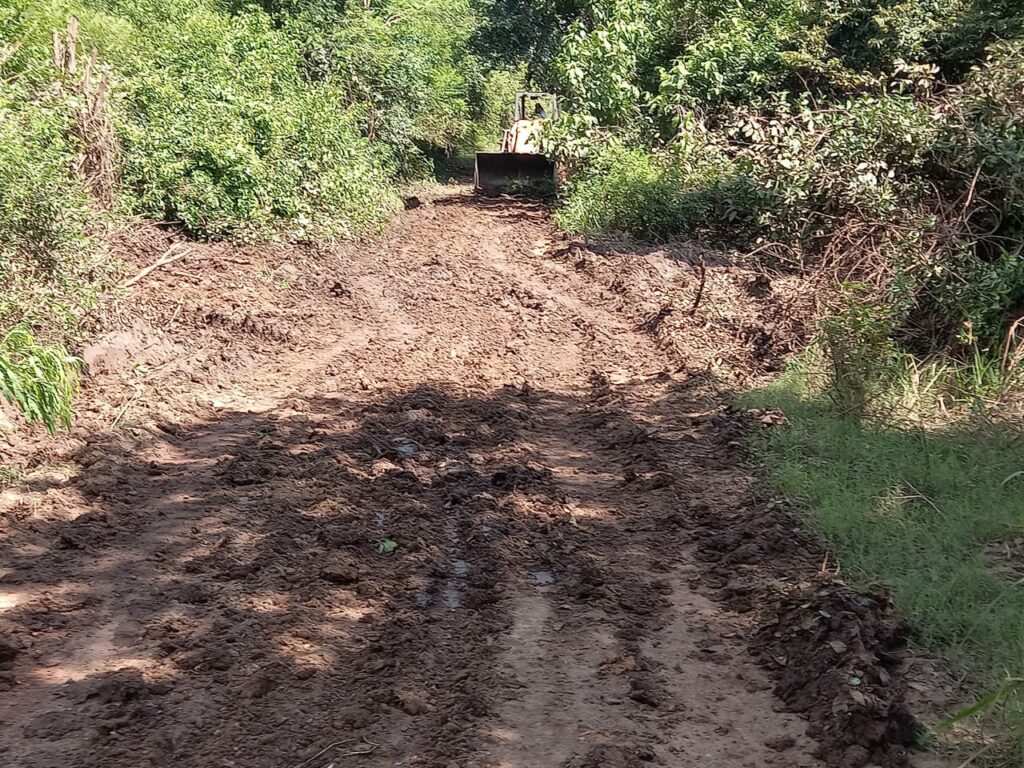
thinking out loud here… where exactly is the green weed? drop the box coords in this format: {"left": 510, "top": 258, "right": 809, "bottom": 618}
{"left": 0, "top": 325, "right": 81, "bottom": 433}
{"left": 742, "top": 370, "right": 1024, "bottom": 755}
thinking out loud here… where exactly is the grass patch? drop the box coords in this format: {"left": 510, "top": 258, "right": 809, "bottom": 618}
{"left": 741, "top": 369, "right": 1024, "bottom": 751}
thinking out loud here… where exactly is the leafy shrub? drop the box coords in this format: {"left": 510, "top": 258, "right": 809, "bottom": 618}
{"left": 296, "top": 0, "right": 481, "bottom": 177}
{"left": 468, "top": 65, "right": 526, "bottom": 149}
{"left": 818, "top": 284, "right": 901, "bottom": 417}
{"left": 554, "top": 139, "right": 750, "bottom": 241}
{"left": 0, "top": 82, "right": 89, "bottom": 276}
{"left": 0, "top": 0, "right": 509, "bottom": 435}
{"left": 940, "top": 39, "right": 1024, "bottom": 226}
{"left": 0, "top": 325, "right": 81, "bottom": 433}
{"left": 0, "top": 72, "right": 109, "bottom": 340}
{"left": 112, "top": 6, "right": 400, "bottom": 239}
{"left": 725, "top": 90, "right": 937, "bottom": 243}
{"left": 546, "top": 0, "right": 1024, "bottom": 364}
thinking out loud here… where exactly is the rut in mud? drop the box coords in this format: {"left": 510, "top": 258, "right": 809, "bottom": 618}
{"left": 1, "top": 194, "right": 921, "bottom": 768}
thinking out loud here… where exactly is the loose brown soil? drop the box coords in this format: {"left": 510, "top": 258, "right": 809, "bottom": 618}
{"left": 1, "top": 191, "right": 933, "bottom": 768}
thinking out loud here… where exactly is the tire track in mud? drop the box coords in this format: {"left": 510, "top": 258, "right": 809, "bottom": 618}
{"left": 0, "top": 192, "right": 917, "bottom": 768}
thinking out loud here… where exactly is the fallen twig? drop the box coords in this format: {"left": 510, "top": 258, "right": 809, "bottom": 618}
{"left": 955, "top": 737, "right": 1004, "bottom": 768}
{"left": 689, "top": 256, "right": 707, "bottom": 316}
{"left": 290, "top": 739, "right": 378, "bottom": 768}
{"left": 111, "top": 386, "right": 141, "bottom": 429}
{"left": 122, "top": 244, "right": 192, "bottom": 288}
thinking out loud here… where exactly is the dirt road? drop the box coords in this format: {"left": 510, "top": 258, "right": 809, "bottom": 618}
{"left": 0, "top": 193, "right": 914, "bottom": 767}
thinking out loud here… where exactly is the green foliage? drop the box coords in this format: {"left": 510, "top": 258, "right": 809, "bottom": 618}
{"left": 941, "top": 39, "right": 1024, "bottom": 225}
{"left": 552, "top": 3, "right": 662, "bottom": 126}
{"left": 303, "top": 0, "right": 482, "bottom": 177}
{"left": 0, "top": 81, "right": 89, "bottom": 276}
{"left": 0, "top": 0, "right": 514, "bottom": 432}
{"left": 543, "top": 0, "right": 1024, "bottom": 361}
{"left": 653, "top": 0, "right": 812, "bottom": 110}
{"left": 0, "top": 325, "right": 81, "bottom": 433}
{"left": 554, "top": 138, "right": 747, "bottom": 240}
{"left": 742, "top": 377, "right": 1024, "bottom": 758}
{"left": 1, "top": 0, "right": 498, "bottom": 244}
{"left": 0, "top": 73, "right": 108, "bottom": 341}
{"left": 468, "top": 65, "right": 526, "bottom": 149}
{"left": 113, "top": 6, "right": 400, "bottom": 239}
{"left": 818, "top": 284, "right": 901, "bottom": 417}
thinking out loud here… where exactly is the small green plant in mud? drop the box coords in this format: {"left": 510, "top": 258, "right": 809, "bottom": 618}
{"left": 0, "top": 465, "right": 24, "bottom": 490}
{"left": 378, "top": 538, "right": 398, "bottom": 555}
{"left": 0, "top": 324, "right": 81, "bottom": 434}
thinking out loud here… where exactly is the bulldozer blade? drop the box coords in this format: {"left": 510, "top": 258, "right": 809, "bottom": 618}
{"left": 474, "top": 152, "right": 555, "bottom": 193}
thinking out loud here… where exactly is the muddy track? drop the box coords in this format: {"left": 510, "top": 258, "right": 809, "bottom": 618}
{"left": 1, "top": 193, "right": 922, "bottom": 768}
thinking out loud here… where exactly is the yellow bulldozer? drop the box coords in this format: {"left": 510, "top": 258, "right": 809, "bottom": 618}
{"left": 475, "top": 92, "right": 558, "bottom": 193}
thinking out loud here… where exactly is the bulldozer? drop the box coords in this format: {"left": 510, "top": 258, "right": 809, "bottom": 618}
{"left": 474, "top": 92, "right": 558, "bottom": 193}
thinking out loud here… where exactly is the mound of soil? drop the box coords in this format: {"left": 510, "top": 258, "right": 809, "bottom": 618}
{"left": 754, "top": 586, "right": 920, "bottom": 768}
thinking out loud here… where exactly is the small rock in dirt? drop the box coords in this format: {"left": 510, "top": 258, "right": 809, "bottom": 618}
{"left": 0, "top": 638, "right": 19, "bottom": 663}
{"left": 435, "top": 460, "right": 474, "bottom": 482}
{"left": 23, "top": 710, "right": 82, "bottom": 740}
{"left": 321, "top": 556, "right": 361, "bottom": 585}
{"left": 240, "top": 669, "right": 277, "bottom": 699}
{"left": 405, "top": 408, "right": 432, "bottom": 422}
{"left": 87, "top": 669, "right": 151, "bottom": 704}
{"left": 634, "top": 746, "right": 656, "bottom": 762}
{"left": 319, "top": 525, "right": 361, "bottom": 547}
{"left": 839, "top": 745, "right": 871, "bottom": 768}
{"left": 371, "top": 458, "right": 401, "bottom": 476}
{"left": 396, "top": 689, "right": 432, "bottom": 715}
{"left": 599, "top": 655, "right": 638, "bottom": 676}
{"left": 628, "top": 674, "right": 663, "bottom": 708}
{"left": 625, "top": 470, "right": 675, "bottom": 492}
{"left": 568, "top": 745, "right": 643, "bottom": 768}
{"left": 764, "top": 736, "right": 796, "bottom": 752}
{"left": 828, "top": 639, "right": 849, "bottom": 654}
{"left": 335, "top": 705, "right": 374, "bottom": 730}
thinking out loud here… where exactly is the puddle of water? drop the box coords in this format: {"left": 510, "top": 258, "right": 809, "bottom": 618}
{"left": 452, "top": 559, "right": 469, "bottom": 577}
{"left": 415, "top": 591, "right": 432, "bottom": 608}
{"left": 532, "top": 571, "right": 554, "bottom": 585}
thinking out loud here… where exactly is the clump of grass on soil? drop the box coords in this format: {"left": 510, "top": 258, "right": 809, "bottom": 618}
{"left": 741, "top": 368, "right": 1024, "bottom": 758}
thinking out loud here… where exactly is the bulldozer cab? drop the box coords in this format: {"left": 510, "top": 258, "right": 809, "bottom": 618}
{"left": 475, "top": 92, "right": 558, "bottom": 193}
{"left": 514, "top": 92, "right": 557, "bottom": 122}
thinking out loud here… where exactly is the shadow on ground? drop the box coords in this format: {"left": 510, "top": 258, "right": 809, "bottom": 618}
{"left": 1, "top": 378, "right": 721, "bottom": 768}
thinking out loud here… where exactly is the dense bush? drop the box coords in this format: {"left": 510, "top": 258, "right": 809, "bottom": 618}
{"left": 534, "top": 0, "right": 1024, "bottom": 360}
{"left": 113, "top": 6, "right": 400, "bottom": 238}
{"left": 0, "top": 325, "right": 80, "bottom": 434}
{"left": 0, "top": 0, "right": 510, "bottom": 245}
{"left": 0, "top": 76, "right": 103, "bottom": 338}
{"left": 0, "top": 0, "right": 524, "bottom": 425}
{"left": 554, "top": 138, "right": 748, "bottom": 240}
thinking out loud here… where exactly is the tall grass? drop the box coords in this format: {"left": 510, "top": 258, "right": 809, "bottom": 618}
{"left": 742, "top": 356, "right": 1024, "bottom": 759}
{"left": 0, "top": 325, "right": 81, "bottom": 434}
